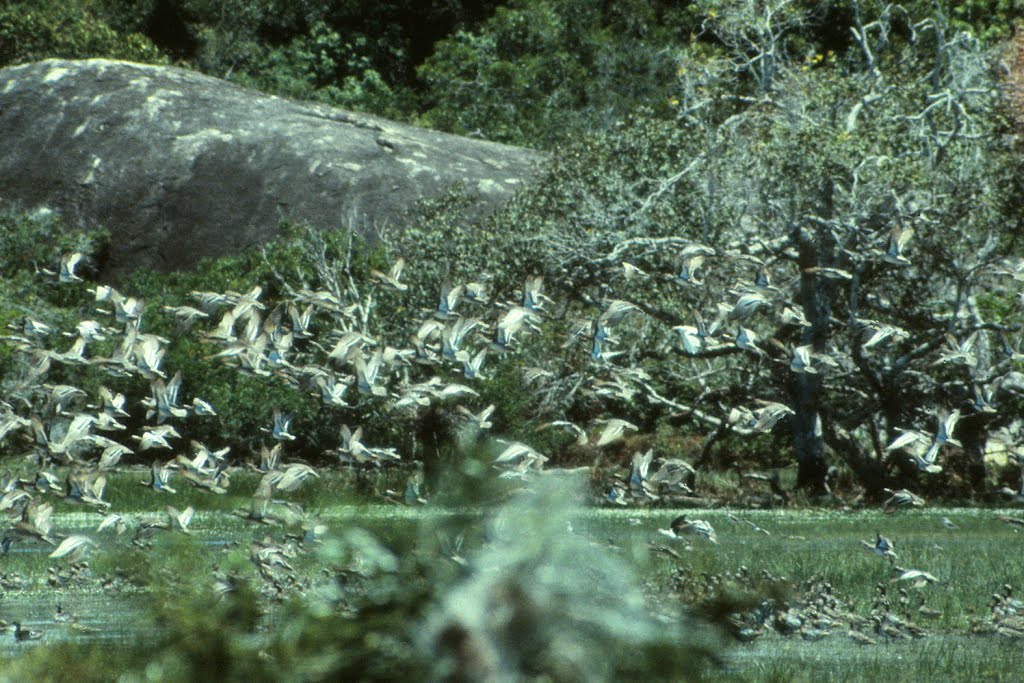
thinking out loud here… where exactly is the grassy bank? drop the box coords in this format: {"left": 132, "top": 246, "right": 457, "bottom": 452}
{"left": 0, "top": 468, "right": 1021, "bottom": 680}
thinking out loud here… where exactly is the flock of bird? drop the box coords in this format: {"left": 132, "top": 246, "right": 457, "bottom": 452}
{"left": 3, "top": 241, "right": 1024, "bottom": 511}
{"left": 0, "top": 238, "right": 1022, "bottom": 643}
{"left": 1, "top": 247, "right": 762, "bottom": 510}
{"left": 0, "top": 248, "right": 729, "bottom": 637}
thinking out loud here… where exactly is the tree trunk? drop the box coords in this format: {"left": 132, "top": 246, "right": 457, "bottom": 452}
{"left": 958, "top": 414, "right": 990, "bottom": 496}
{"left": 793, "top": 374, "right": 829, "bottom": 494}
{"left": 791, "top": 182, "right": 836, "bottom": 493}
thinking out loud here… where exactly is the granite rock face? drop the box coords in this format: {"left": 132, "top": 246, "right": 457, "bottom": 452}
{"left": 0, "top": 59, "right": 542, "bottom": 280}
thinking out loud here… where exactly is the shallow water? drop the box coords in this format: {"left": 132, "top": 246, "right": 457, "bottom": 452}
{"left": 0, "top": 592, "right": 146, "bottom": 655}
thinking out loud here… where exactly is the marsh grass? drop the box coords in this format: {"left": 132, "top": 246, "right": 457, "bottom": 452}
{"left": 1, "top": 472, "right": 1023, "bottom": 680}
{"left": 725, "top": 636, "right": 1022, "bottom": 683}
{"left": 64, "top": 466, "right": 409, "bottom": 514}
{"left": 585, "top": 508, "right": 1024, "bottom": 629}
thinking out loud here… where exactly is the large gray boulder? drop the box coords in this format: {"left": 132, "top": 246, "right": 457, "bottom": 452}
{"left": 0, "top": 59, "right": 542, "bottom": 280}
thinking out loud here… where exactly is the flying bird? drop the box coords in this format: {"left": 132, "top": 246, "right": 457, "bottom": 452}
{"left": 659, "top": 516, "right": 718, "bottom": 544}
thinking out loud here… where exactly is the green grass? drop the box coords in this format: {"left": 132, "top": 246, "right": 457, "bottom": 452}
{"left": 581, "top": 508, "right": 1024, "bottom": 629}
{"left": 1, "top": 469, "right": 1023, "bottom": 680}
{"left": 718, "top": 636, "right": 1022, "bottom": 682}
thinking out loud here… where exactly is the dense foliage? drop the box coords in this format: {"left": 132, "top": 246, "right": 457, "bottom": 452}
{"left": 1, "top": 1, "right": 1022, "bottom": 494}
{"left": 3, "top": 1, "right": 1020, "bottom": 146}
{"left": 0, "top": 2, "right": 1023, "bottom": 680}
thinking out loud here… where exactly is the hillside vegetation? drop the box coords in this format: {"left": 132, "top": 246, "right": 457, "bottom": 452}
{"left": 1, "top": 3, "right": 1024, "bottom": 680}
{"left": 2, "top": 0, "right": 1022, "bottom": 499}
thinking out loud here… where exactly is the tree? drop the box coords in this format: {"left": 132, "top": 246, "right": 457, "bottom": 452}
{"left": 473, "top": 0, "right": 1024, "bottom": 495}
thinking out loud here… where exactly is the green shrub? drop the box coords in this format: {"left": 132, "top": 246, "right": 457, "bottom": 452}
{"left": 416, "top": 1, "right": 689, "bottom": 147}
{"left": 0, "top": 0, "right": 166, "bottom": 68}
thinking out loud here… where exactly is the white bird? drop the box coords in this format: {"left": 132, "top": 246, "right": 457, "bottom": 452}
{"left": 132, "top": 425, "right": 180, "bottom": 452}
{"left": 353, "top": 348, "right": 388, "bottom": 397}
{"left": 73, "top": 319, "right": 109, "bottom": 342}
{"left": 909, "top": 442, "right": 943, "bottom": 474}
{"left": 21, "top": 318, "right": 55, "bottom": 336}
{"left": 335, "top": 424, "right": 400, "bottom": 464}
{"left": 672, "top": 325, "right": 702, "bottom": 355}
{"left": 521, "top": 275, "right": 552, "bottom": 313}
{"left": 145, "top": 373, "right": 189, "bottom": 424}
{"left": 861, "top": 324, "right": 909, "bottom": 351}
{"left": 534, "top": 420, "right": 588, "bottom": 446}
{"left": 883, "top": 488, "right": 925, "bottom": 512}
{"left": 933, "top": 409, "right": 962, "bottom": 448}
{"left": 861, "top": 532, "right": 897, "bottom": 559}
{"left": 494, "top": 306, "right": 531, "bottom": 351}
{"left": 96, "top": 386, "right": 130, "bottom": 418}
{"left": 803, "top": 266, "right": 852, "bottom": 282}
{"left": 727, "top": 512, "right": 770, "bottom": 535}
{"left": 734, "top": 326, "right": 763, "bottom": 354}
{"left": 11, "top": 497, "right": 57, "bottom": 545}
{"left": 593, "top": 418, "right": 639, "bottom": 447}
{"left": 932, "top": 333, "right": 978, "bottom": 368}
{"left": 162, "top": 304, "right": 210, "bottom": 333}
{"left": 371, "top": 257, "right": 409, "bottom": 291}
{"left": 456, "top": 347, "right": 488, "bottom": 380}
{"left": 648, "top": 458, "right": 695, "bottom": 495}
{"left": 327, "top": 330, "right": 372, "bottom": 363}
{"left": 597, "top": 300, "right": 641, "bottom": 329}
{"left": 463, "top": 280, "right": 490, "bottom": 303}
{"left": 43, "top": 384, "right": 87, "bottom": 414}
{"left": 63, "top": 472, "right": 110, "bottom": 509}
{"left": 885, "top": 429, "right": 929, "bottom": 454}
{"left": 779, "top": 306, "right": 812, "bottom": 328}
{"left": 53, "top": 336, "right": 91, "bottom": 366}
{"left": 264, "top": 463, "right": 320, "bottom": 493}
{"left": 882, "top": 225, "right": 914, "bottom": 266}
{"left": 110, "top": 292, "right": 145, "bottom": 325}
{"left": 0, "top": 411, "right": 31, "bottom": 443}
{"left": 97, "top": 513, "right": 128, "bottom": 535}
{"left": 134, "top": 336, "right": 166, "bottom": 379}
{"left": 190, "top": 289, "right": 233, "bottom": 312}
{"left": 436, "top": 279, "right": 464, "bottom": 317}
{"left": 49, "top": 535, "right": 97, "bottom": 562}
{"left": 288, "top": 302, "right": 316, "bottom": 339}
{"left": 205, "top": 310, "right": 237, "bottom": 342}
{"left": 606, "top": 484, "right": 628, "bottom": 505}
{"left": 34, "top": 413, "right": 96, "bottom": 460}
{"left": 164, "top": 505, "right": 195, "bottom": 533}
{"left": 752, "top": 402, "right": 795, "bottom": 432}
{"left": 59, "top": 252, "right": 84, "bottom": 283}
{"left": 270, "top": 410, "right": 297, "bottom": 441}
{"left": 659, "top": 516, "right": 718, "bottom": 544}
{"left": 317, "top": 375, "right": 351, "bottom": 407}
{"left": 790, "top": 345, "right": 818, "bottom": 374}
{"left": 457, "top": 404, "right": 495, "bottom": 431}
{"left": 98, "top": 441, "right": 133, "bottom": 470}
{"left": 441, "top": 317, "right": 479, "bottom": 359}
{"left": 727, "top": 292, "right": 770, "bottom": 322}
{"left": 678, "top": 254, "right": 705, "bottom": 285}
{"left": 229, "top": 285, "right": 266, "bottom": 321}
{"left": 141, "top": 461, "right": 177, "bottom": 493}
{"left": 890, "top": 567, "right": 939, "bottom": 587}
{"left": 628, "top": 449, "right": 659, "bottom": 501}
{"left": 493, "top": 441, "right": 548, "bottom": 473}
{"left": 889, "top": 410, "right": 960, "bottom": 474}
{"left": 191, "top": 396, "right": 217, "bottom": 416}
{"left": 621, "top": 262, "right": 648, "bottom": 281}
